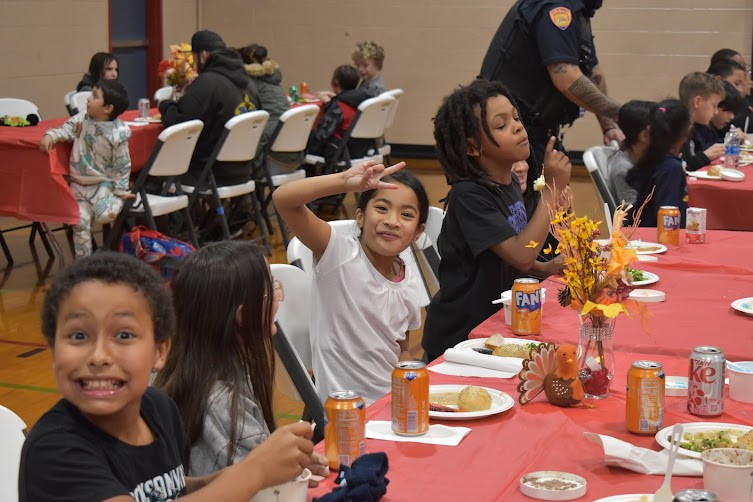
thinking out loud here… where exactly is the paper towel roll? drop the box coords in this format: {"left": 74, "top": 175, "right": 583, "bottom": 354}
{"left": 443, "top": 348, "right": 523, "bottom": 374}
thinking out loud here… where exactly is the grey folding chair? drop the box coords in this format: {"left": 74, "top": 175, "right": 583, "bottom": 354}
{"left": 69, "top": 91, "right": 91, "bottom": 115}
{"left": 0, "top": 404, "right": 27, "bottom": 502}
{"left": 377, "top": 88, "right": 404, "bottom": 165}
{"left": 583, "top": 145, "right": 619, "bottom": 215}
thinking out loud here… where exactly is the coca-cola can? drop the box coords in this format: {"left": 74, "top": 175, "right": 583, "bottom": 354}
{"left": 688, "top": 346, "right": 725, "bottom": 417}
{"left": 138, "top": 98, "right": 151, "bottom": 119}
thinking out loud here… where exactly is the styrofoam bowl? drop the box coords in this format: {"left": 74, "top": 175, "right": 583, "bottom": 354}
{"left": 701, "top": 449, "right": 753, "bottom": 501}
{"left": 729, "top": 361, "right": 753, "bottom": 403}
{"left": 251, "top": 468, "right": 311, "bottom": 502}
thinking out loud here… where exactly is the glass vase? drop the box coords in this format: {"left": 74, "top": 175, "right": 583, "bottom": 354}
{"left": 577, "top": 313, "right": 615, "bottom": 399}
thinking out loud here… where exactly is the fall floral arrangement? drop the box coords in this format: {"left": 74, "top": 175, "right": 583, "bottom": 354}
{"left": 158, "top": 43, "right": 196, "bottom": 89}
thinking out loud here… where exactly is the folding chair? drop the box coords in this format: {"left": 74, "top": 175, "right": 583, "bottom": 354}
{"left": 153, "top": 86, "right": 174, "bottom": 103}
{"left": 286, "top": 219, "right": 431, "bottom": 308}
{"left": 256, "top": 104, "right": 319, "bottom": 248}
{"left": 583, "top": 145, "right": 619, "bottom": 215}
{"left": 103, "top": 120, "right": 204, "bottom": 250}
{"left": 0, "top": 98, "right": 41, "bottom": 121}
{"left": 377, "top": 88, "right": 404, "bottom": 165}
{"left": 413, "top": 205, "right": 445, "bottom": 292}
{"left": 270, "top": 263, "right": 325, "bottom": 443}
{"left": 182, "top": 110, "right": 272, "bottom": 253}
{"left": 69, "top": 91, "right": 91, "bottom": 115}
{"left": 64, "top": 90, "right": 77, "bottom": 116}
{"left": 304, "top": 94, "right": 396, "bottom": 216}
{"left": 0, "top": 405, "right": 27, "bottom": 502}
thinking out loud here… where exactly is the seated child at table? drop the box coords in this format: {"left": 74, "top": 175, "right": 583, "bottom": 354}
{"left": 352, "top": 40, "right": 386, "bottom": 97}
{"left": 76, "top": 52, "right": 119, "bottom": 92}
{"left": 19, "top": 252, "right": 318, "bottom": 500}
{"left": 421, "top": 79, "right": 571, "bottom": 362}
{"left": 626, "top": 99, "right": 690, "bottom": 228}
{"left": 679, "top": 72, "right": 726, "bottom": 172}
{"left": 710, "top": 48, "right": 753, "bottom": 131}
{"left": 707, "top": 58, "right": 748, "bottom": 97}
{"left": 273, "top": 162, "right": 427, "bottom": 405}
{"left": 306, "top": 64, "right": 372, "bottom": 167}
{"left": 154, "top": 241, "right": 328, "bottom": 476}
{"left": 708, "top": 81, "right": 746, "bottom": 143}
{"left": 40, "top": 80, "right": 133, "bottom": 257}
{"left": 607, "top": 100, "right": 656, "bottom": 206}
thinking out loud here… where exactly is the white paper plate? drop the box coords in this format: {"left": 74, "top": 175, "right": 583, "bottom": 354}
{"left": 428, "top": 384, "right": 514, "bottom": 420}
{"left": 628, "top": 289, "right": 665, "bottom": 302}
{"left": 731, "top": 297, "right": 753, "bottom": 316}
{"left": 688, "top": 170, "right": 723, "bottom": 180}
{"left": 592, "top": 496, "right": 652, "bottom": 502}
{"left": 655, "top": 422, "right": 753, "bottom": 459}
{"left": 454, "top": 337, "right": 538, "bottom": 352}
{"left": 721, "top": 168, "right": 745, "bottom": 181}
{"left": 626, "top": 242, "right": 667, "bottom": 255}
{"left": 519, "top": 471, "right": 587, "bottom": 500}
{"left": 629, "top": 270, "right": 659, "bottom": 287}
{"left": 132, "top": 116, "right": 161, "bottom": 123}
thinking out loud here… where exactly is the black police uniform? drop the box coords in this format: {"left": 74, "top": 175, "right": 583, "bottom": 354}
{"left": 480, "top": 0, "right": 600, "bottom": 193}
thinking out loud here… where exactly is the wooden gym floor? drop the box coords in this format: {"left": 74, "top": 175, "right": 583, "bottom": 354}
{"left": 0, "top": 161, "right": 602, "bottom": 429}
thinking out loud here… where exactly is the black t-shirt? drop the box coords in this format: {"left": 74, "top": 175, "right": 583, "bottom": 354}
{"left": 19, "top": 387, "right": 188, "bottom": 502}
{"left": 422, "top": 180, "right": 530, "bottom": 358}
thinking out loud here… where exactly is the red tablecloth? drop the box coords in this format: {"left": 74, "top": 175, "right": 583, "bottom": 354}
{"left": 0, "top": 110, "right": 161, "bottom": 224}
{"left": 470, "top": 228, "right": 753, "bottom": 362}
{"left": 687, "top": 164, "right": 753, "bottom": 231}
{"left": 308, "top": 351, "right": 753, "bottom": 501}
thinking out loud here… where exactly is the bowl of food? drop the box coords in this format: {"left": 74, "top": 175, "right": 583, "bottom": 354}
{"left": 729, "top": 361, "right": 753, "bottom": 403}
{"left": 701, "top": 448, "right": 753, "bottom": 501}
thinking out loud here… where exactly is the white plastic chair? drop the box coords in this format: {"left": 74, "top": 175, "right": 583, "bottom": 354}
{"left": 286, "top": 219, "right": 431, "bottom": 307}
{"left": 583, "top": 145, "right": 619, "bottom": 215}
{"left": 0, "top": 405, "right": 27, "bottom": 502}
{"left": 103, "top": 120, "right": 205, "bottom": 250}
{"left": 64, "top": 90, "right": 77, "bottom": 115}
{"left": 270, "top": 263, "right": 324, "bottom": 443}
{"left": 182, "top": 110, "right": 271, "bottom": 251}
{"left": 414, "top": 205, "right": 444, "bottom": 293}
{"left": 0, "top": 98, "right": 41, "bottom": 121}
{"left": 153, "top": 86, "right": 174, "bottom": 103}
{"left": 258, "top": 104, "right": 319, "bottom": 247}
{"left": 377, "top": 88, "right": 404, "bottom": 164}
{"left": 69, "top": 91, "right": 91, "bottom": 115}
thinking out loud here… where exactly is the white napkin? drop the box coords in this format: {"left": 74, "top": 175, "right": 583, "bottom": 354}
{"left": 584, "top": 432, "right": 703, "bottom": 476}
{"left": 124, "top": 121, "right": 148, "bottom": 127}
{"left": 366, "top": 421, "right": 471, "bottom": 446}
{"left": 443, "top": 348, "right": 523, "bottom": 374}
{"left": 428, "top": 361, "right": 516, "bottom": 378}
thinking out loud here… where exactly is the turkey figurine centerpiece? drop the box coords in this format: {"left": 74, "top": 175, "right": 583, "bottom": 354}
{"left": 518, "top": 342, "right": 593, "bottom": 408}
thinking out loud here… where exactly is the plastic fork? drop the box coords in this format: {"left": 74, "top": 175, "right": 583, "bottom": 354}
{"left": 654, "top": 424, "right": 684, "bottom": 502}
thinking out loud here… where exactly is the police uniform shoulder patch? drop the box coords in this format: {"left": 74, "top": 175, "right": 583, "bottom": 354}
{"left": 549, "top": 6, "right": 572, "bottom": 31}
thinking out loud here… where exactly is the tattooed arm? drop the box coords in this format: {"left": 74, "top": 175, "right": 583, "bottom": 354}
{"left": 548, "top": 62, "right": 623, "bottom": 144}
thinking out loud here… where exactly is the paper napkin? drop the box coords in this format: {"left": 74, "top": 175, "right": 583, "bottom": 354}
{"left": 428, "top": 361, "right": 516, "bottom": 378}
{"left": 443, "top": 348, "right": 523, "bottom": 374}
{"left": 366, "top": 421, "right": 471, "bottom": 446}
{"left": 584, "top": 432, "right": 703, "bottom": 476}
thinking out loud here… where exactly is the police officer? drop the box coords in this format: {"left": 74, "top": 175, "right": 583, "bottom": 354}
{"left": 480, "top": 0, "right": 624, "bottom": 196}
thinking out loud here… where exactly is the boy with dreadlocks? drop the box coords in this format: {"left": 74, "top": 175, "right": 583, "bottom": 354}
{"left": 422, "top": 79, "right": 572, "bottom": 362}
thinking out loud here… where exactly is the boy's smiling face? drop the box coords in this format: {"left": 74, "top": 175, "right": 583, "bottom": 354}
{"left": 354, "top": 58, "right": 380, "bottom": 82}
{"left": 52, "top": 280, "right": 170, "bottom": 432}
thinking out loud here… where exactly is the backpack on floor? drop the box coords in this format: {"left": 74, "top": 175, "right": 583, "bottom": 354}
{"left": 120, "top": 225, "right": 194, "bottom": 280}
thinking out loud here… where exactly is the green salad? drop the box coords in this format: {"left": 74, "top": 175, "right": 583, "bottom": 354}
{"left": 627, "top": 268, "right": 646, "bottom": 282}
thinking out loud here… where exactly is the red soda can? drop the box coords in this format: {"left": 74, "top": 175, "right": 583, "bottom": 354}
{"left": 391, "top": 361, "right": 429, "bottom": 435}
{"left": 324, "top": 390, "right": 366, "bottom": 470}
{"left": 688, "top": 346, "right": 725, "bottom": 417}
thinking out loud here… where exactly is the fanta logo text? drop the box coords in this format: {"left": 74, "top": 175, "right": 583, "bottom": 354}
{"left": 515, "top": 291, "right": 541, "bottom": 312}
{"left": 690, "top": 364, "right": 717, "bottom": 384}
{"left": 405, "top": 372, "right": 416, "bottom": 381}
{"left": 662, "top": 215, "right": 680, "bottom": 230}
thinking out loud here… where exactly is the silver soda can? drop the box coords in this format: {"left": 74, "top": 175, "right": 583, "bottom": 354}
{"left": 688, "top": 346, "right": 725, "bottom": 416}
{"left": 138, "top": 98, "right": 151, "bottom": 119}
{"left": 672, "top": 489, "right": 717, "bottom": 501}
{"left": 685, "top": 207, "right": 707, "bottom": 244}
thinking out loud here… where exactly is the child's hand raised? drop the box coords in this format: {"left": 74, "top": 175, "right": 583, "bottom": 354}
{"left": 342, "top": 160, "right": 406, "bottom": 193}
{"left": 246, "top": 421, "right": 314, "bottom": 489}
{"left": 542, "top": 136, "right": 571, "bottom": 192}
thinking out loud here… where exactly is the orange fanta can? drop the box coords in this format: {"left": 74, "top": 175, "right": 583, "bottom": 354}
{"left": 324, "top": 390, "right": 365, "bottom": 470}
{"left": 391, "top": 361, "right": 429, "bottom": 435}
{"left": 511, "top": 278, "right": 542, "bottom": 336}
{"left": 657, "top": 205, "right": 680, "bottom": 246}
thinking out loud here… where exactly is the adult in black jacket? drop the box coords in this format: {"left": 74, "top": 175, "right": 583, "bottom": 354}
{"left": 479, "top": 0, "right": 623, "bottom": 196}
{"left": 159, "top": 30, "right": 261, "bottom": 187}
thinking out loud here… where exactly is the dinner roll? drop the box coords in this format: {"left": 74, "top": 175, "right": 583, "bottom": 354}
{"left": 492, "top": 343, "right": 531, "bottom": 359}
{"left": 484, "top": 333, "right": 506, "bottom": 350}
{"left": 458, "top": 386, "right": 492, "bottom": 412}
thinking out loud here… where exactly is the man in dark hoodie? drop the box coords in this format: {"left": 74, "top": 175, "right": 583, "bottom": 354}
{"left": 306, "top": 64, "right": 372, "bottom": 168}
{"left": 159, "top": 30, "right": 260, "bottom": 187}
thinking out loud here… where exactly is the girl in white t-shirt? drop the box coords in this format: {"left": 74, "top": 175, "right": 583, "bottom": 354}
{"left": 273, "top": 161, "right": 428, "bottom": 405}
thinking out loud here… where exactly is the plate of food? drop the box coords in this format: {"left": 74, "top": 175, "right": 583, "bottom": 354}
{"left": 731, "top": 297, "right": 753, "bottom": 316}
{"left": 519, "top": 471, "right": 587, "bottom": 500}
{"left": 454, "top": 334, "right": 541, "bottom": 359}
{"left": 626, "top": 241, "right": 667, "bottom": 255}
{"left": 688, "top": 170, "right": 723, "bottom": 180}
{"left": 627, "top": 268, "right": 659, "bottom": 287}
{"left": 592, "top": 496, "right": 652, "bottom": 502}
{"left": 428, "top": 384, "right": 514, "bottom": 420}
{"left": 133, "top": 116, "right": 162, "bottom": 123}
{"left": 655, "top": 422, "right": 753, "bottom": 459}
